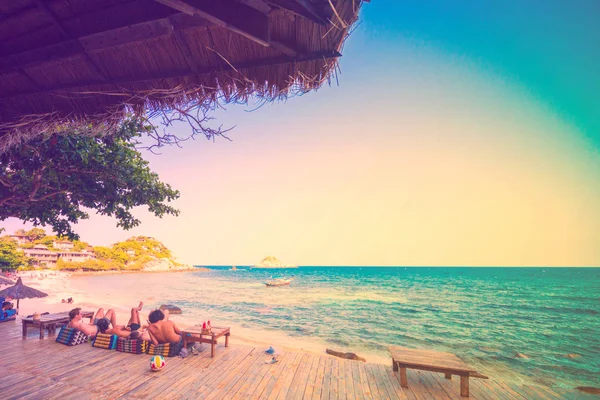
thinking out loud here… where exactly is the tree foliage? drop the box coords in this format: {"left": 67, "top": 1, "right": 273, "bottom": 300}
{"left": 34, "top": 235, "right": 59, "bottom": 249}
{"left": 72, "top": 240, "right": 89, "bottom": 252}
{"left": 0, "top": 120, "right": 180, "bottom": 239}
{"left": 0, "top": 236, "right": 29, "bottom": 271}
{"left": 26, "top": 227, "right": 46, "bottom": 242}
{"left": 56, "top": 258, "right": 121, "bottom": 272}
{"left": 60, "top": 236, "right": 175, "bottom": 271}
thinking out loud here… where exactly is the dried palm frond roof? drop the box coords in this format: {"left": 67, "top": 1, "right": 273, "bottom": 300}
{"left": 0, "top": 0, "right": 367, "bottom": 151}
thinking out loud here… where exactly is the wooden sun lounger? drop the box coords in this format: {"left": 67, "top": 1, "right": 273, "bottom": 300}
{"left": 389, "top": 345, "right": 485, "bottom": 397}
{"left": 22, "top": 310, "right": 94, "bottom": 339}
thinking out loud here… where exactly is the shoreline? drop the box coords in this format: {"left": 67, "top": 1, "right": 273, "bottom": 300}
{"left": 9, "top": 270, "right": 393, "bottom": 366}
{"left": 8, "top": 270, "right": 586, "bottom": 392}
{"left": 64, "top": 267, "right": 206, "bottom": 277}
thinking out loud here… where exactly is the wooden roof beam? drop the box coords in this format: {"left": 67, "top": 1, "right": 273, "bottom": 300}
{"left": 266, "top": 0, "right": 330, "bottom": 25}
{"left": 0, "top": 50, "right": 342, "bottom": 100}
{"left": 0, "top": 0, "right": 179, "bottom": 55}
{"left": 235, "top": 0, "right": 272, "bottom": 14}
{"left": 33, "top": 0, "right": 108, "bottom": 82}
{"left": 294, "top": 0, "right": 330, "bottom": 24}
{"left": 0, "top": 14, "right": 210, "bottom": 74}
{"left": 155, "top": 0, "right": 270, "bottom": 47}
{"left": 269, "top": 40, "right": 298, "bottom": 57}
{"left": 33, "top": 0, "right": 69, "bottom": 38}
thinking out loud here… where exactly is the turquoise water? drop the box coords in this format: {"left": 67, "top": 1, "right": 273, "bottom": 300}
{"left": 70, "top": 267, "right": 599, "bottom": 389}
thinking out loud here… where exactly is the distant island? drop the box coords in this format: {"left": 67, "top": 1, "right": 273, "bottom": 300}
{"left": 1, "top": 229, "right": 192, "bottom": 273}
{"left": 252, "top": 256, "right": 297, "bottom": 269}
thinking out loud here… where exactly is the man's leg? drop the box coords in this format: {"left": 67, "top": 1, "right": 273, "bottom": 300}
{"left": 104, "top": 309, "right": 117, "bottom": 327}
{"left": 163, "top": 309, "right": 170, "bottom": 321}
{"left": 93, "top": 308, "right": 105, "bottom": 322}
{"left": 127, "top": 308, "right": 140, "bottom": 327}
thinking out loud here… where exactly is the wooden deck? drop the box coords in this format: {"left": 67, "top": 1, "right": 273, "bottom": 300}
{"left": 0, "top": 319, "right": 582, "bottom": 399}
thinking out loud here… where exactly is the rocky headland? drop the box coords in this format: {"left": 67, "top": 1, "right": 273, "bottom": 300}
{"left": 253, "top": 256, "right": 297, "bottom": 268}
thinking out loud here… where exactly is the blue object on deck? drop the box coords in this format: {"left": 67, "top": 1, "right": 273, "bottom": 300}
{"left": 0, "top": 308, "right": 16, "bottom": 322}
{"left": 265, "top": 346, "right": 275, "bottom": 354}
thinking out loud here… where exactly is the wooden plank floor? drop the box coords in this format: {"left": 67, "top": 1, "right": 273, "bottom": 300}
{"left": 0, "top": 320, "right": 584, "bottom": 399}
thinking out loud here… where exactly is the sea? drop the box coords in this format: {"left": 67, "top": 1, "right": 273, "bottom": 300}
{"left": 64, "top": 267, "right": 599, "bottom": 390}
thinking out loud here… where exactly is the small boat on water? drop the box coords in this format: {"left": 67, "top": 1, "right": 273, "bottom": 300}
{"left": 265, "top": 278, "right": 294, "bottom": 287}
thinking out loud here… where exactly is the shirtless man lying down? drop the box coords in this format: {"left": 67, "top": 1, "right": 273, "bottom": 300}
{"left": 68, "top": 307, "right": 115, "bottom": 336}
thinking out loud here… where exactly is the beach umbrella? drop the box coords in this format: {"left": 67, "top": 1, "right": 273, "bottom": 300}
{"left": 0, "top": 277, "right": 48, "bottom": 308}
{"left": 0, "top": 275, "right": 14, "bottom": 285}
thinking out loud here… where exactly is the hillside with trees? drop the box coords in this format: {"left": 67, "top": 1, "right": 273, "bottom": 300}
{"left": 0, "top": 228, "right": 190, "bottom": 272}
{"left": 58, "top": 236, "right": 187, "bottom": 272}
{"left": 0, "top": 236, "right": 29, "bottom": 270}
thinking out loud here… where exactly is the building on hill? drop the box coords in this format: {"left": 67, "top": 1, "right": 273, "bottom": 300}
{"left": 23, "top": 249, "right": 59, "bottom": 267}
{"left": 59, "top": 252, "right": 96, "bottom": 263}
{"left": 53, "top": 240, "right": 74, "bottom": 250}
{"left": 23, "top": 248, "right": 96, "bottom": 268}
{"left": 9, "top": 234, "right": 31, "bottom": 245}
{"left": 134, "top": 236, "right": 155, "bottom": 242}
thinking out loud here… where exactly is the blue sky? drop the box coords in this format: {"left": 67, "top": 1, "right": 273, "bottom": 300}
{"left": 357, "top": 0, "right": 600, "bottom": 144}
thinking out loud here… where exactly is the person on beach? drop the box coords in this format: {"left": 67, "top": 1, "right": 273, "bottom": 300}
{"left": 1, "top": 301, "right": 17, "bottom": 319}
{"left": 68, "top": 307, "right": 116, "bottom": 336}
{"left": 146, "top": 309, "right": 182, "bottom": 345}
{"left": 110, "top": 302, "right": 152, "bottom": 341}
{"left": 126, "top": 302, "right": 144, "bottom": 331}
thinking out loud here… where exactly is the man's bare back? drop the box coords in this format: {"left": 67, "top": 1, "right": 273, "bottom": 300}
{"left": 147, "top": 320, "right": 181, "bottom": 344}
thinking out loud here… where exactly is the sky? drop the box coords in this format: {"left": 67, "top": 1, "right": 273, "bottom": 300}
{"left": 3, "top": 0, "right": 600, "bottom": 266}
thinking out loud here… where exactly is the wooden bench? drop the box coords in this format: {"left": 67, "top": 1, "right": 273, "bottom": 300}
{"left": 182, "top": 326, "right": 230, "bottom": 358}
{"left": 22, "top": 311, "right": 94, "bottom": 339}
{"left": 389, "top": 345, "right": 478, "bottom": 397}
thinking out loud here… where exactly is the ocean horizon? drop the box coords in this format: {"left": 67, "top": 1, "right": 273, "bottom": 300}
{"left": 65, "top": 266, "right": 599, "bottom": 391}
{"left": 199, "top": 265, "right": 600, "bottom": 268}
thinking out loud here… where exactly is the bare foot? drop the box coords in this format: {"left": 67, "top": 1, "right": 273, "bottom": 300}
{"left": 138, "top": 301, "right": 144, "bottom": 311}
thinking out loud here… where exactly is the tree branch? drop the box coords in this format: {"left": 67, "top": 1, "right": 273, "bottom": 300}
{"left": 0, "top": 174, "right": 14, "bottom": 188}
{"left": 0, "top": 194, "right": 16, "bottom": 206}
{"left": 30, "top": 190, "right": 69, "bottom": 202}
{"left": 29, "top": 166, "right": 47, "bottom": 199}
{"left": 142, "top": 104, "right": 233, "bottom": 153}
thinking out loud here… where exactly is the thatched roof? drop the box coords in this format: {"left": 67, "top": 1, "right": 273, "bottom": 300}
{"left": 0, "top": 277, "right": 48, "bottom": 299}
{"left": 0, "top": 0, "right": 366, "bottom": 151}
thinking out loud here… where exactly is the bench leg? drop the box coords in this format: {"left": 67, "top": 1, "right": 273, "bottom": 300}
{"left": 392, "top": 360, "right": 398, "bottom": 372}
{"left": 39, "top": 325, "right": 44, "bottom": 339}
{"left": 399, "top": 366, "right": 408, "bottom": 388}
{"left": 225, "top": 333, "right": 229, "bottom": 347}
{"left": 211, "top": 340, "right": 216, "bottom": 358}
{"left": 445, "top": 372, "right": 452, "bottom": 380}
{"left": 22, "top": 323, "right": 27, "bottom": 339}
{"left": 460, "top": 374, "right": 469, "bottom": 397}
